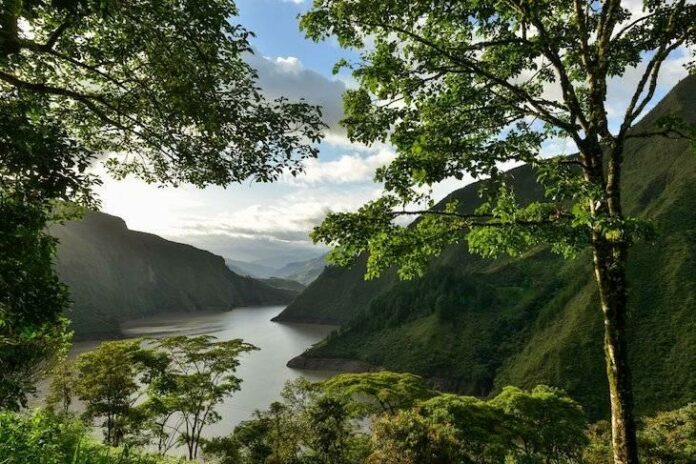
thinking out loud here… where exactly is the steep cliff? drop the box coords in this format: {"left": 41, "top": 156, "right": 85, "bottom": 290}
{"left": 51, "top": 212, "right": 297, "bottom": 339}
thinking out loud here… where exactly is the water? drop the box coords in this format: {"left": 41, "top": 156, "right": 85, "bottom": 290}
{"left": 71, "top": 306, "right": 337, "bottom": 439}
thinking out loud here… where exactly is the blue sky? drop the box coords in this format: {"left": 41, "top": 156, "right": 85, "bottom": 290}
{"left": 96, "top": 0, "right": 693, "bottom": 268}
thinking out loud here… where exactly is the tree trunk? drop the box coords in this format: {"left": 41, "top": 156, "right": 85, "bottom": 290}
{"left": 591, "top": 234, "right": 640, "bottom": 464}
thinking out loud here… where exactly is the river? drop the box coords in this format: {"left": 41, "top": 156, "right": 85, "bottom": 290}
{"left": 67, "top": 306, "right": 337, "bottom": 440}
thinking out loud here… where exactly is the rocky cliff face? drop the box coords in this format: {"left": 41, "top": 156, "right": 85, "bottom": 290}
{"left": 51, "top": 212, "right": 297, "bottom": 339}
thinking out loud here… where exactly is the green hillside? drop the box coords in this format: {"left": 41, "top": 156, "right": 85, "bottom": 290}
{"left": 280, "top": 76, "right": 696, "bottom": 419}
{"left": 51, "top": 212, "right": 298, "bottom": 339}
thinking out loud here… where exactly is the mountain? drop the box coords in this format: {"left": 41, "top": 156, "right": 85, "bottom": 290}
{"left": 51, "top": 212, "right": 299, "bottom": 339}
{"left": 225, "top": 259, "right": 277, "bottom": 278}
{"left": 227, "top": 255, "right": 327, "bottom": 285}
{"left": 278, "top": 76, "right": 696, "bottom": 420}
{"left": 274, "top": 255, "right": 328, "bottom": 285}
{"left": 259, "top": 277, "right": 306, "bottom": 293}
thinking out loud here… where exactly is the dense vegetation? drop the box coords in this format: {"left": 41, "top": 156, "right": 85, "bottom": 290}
{"left": 302, "top": 1, "right": 694, "bottom": 461}
{"left": 45, "top": 336, "right": 256, "bottom": 459}
{"left": 0, "top": 0, "right": 322, "bottom": 409}
{"left": 0, "top": 368, "right": 696, "bottom": 464}
{"left": 284, "top": 76, "right": 696, "bottom": 420}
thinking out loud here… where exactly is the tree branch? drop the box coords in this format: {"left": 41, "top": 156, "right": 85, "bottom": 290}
{"left": 352, "top": 18, "right": 580, "bottom": 135}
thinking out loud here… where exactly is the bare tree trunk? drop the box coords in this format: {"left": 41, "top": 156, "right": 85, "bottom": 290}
{"left": 591, "top": 234, "right": 640, "bottom": 464}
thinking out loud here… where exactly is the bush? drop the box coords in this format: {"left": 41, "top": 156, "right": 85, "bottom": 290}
{"left": 0, "top": 409, "right": 185, "bottom": 464}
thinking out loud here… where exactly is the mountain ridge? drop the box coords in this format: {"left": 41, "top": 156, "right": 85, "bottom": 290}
{"left": 52, "top": 212, "right": 298, "bottom": 339}
{"left": 278, "top": 75, "right": 696, "bottom": 419}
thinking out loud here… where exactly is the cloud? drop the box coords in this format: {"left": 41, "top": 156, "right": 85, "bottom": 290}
{"left": 283, "top": 146, "right": 396, "bottom": 185}
{"left": 247, "top": 51, "right": 347, "bottom": 134}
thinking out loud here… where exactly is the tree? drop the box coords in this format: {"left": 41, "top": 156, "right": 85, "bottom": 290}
{"left": 302, "top": 2, "right": 695, "bottom": 462}
{"left": 321, "top": 371, "right": 436, "bottom": 416}
{"left": 0, "top": 0, "right": 324, "bottom": 407}
{"left": 418, "top": 394, "right": 512, "bottom": 463}
{"left": 0, "top": 0, "right": 324, "bottom": 187}
{"left": 151, "top": 335, "right": 257, "bottom": 460}
{"left": 366, "top": 409, "right": 460, "bottom": 464}
{"left": 304, "top": 395, "right": 361, "bottom": 464}
{"left": 490, "top": 385, "right": 588, "bottom": 463}
{"left": 73, "top": 339, "right": 148, "bottom": 446}
{"left": 0, "top": 98, "right": 96, "bottom": 410}
{"left": 45, "top": 359, "right": 76, "bottom": 415}
{"left": 205, "top": 378, "right": 371, "bottom": 464}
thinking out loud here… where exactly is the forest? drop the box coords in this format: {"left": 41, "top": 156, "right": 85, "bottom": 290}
{"left": 1, "top": 1, "right": 694, "bottom": 463}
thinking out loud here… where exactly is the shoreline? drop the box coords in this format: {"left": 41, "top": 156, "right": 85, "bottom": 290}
{"left": 286, "top": 354, "right": 380, "bottom": 373}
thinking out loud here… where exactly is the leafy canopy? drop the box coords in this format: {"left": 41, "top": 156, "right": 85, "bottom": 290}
{"left": 0, "top": 0, "right": 325, "bottom": 187}
{"left": 303, "top": 0, "right": 695, "bottom": 278}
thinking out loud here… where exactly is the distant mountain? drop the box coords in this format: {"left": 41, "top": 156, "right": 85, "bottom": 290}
{"left": 274, "top": 255, "right": 328, "bottom": 285}
{"left": 279, "top": 76, "right": 696, "bottom": 420}
{"left": 226, "top": 255, "right": 327, "bottom": 285}
{"left": 51, "top": 213, "right": 299, "bottom": 339}
{"left": 260, "top": 277, "right": 306, "bottom": 293}
{"left": 225, "top": 259, "right": 277, "bottom": 278}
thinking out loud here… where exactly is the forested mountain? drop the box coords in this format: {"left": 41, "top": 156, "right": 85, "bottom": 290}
{"left": 279, "top": 76, "right": 696, "bottom": 419}
{"left": 51, "top": 212, "right": 299, "bottom": 339}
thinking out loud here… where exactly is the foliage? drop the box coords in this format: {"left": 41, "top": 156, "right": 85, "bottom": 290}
{"left": 321, "top": 371, "right": 436, "bottom": 415}
{"left": 490, "top": 385, "right": 588, "bottom": 463}
{"left": 0, "top": 97, "right": 98, "bottom": 410}
{"left": 0, "top": 0, "right": 324, "bottom": 187}
{"left": 146, "top": 335, "right": 257, "bottom": 460}
{"left": 303, "top": 0, "right": 695, "bottom": 277}
{"left": 0, "top": 409, "right": 186, "bottom": 464}
{"left": 72, "top": 339, "right": 149, "bottom": 447}
{"left": 365, "top": 409, "right": 460, "bottom": 464}
{"left": 639, "top": 403, "right": 696, "bottom": 464}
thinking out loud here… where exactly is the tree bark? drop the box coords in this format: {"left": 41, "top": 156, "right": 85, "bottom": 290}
{"left": 591, "top": 234, "right": 640, "bottom": 464}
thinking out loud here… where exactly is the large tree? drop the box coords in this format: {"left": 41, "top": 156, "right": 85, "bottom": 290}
{"left": 0, "top": 0, "right": 324, "bottom": 408}
{"left": 302, "top": 1, "right": 695, "bottom": 463}
{"left": 0, "top": 98, "right": 97, "bottom": 410}
{"left": 0, "top": 0, "right": 324, "bottom": 186}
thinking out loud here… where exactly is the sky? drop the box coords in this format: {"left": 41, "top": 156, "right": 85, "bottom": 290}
{"left": 95, "top": 0, "right": 693, "bottom": 268}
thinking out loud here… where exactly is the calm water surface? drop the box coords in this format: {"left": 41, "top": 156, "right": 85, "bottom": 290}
{"left": 71, "top": 306, "right": 337, "bottom": 439}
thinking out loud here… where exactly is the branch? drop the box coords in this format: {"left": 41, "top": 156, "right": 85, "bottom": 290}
{"left": 391, "top": 210, "right": 572, "bottom": 227}
{"left": 43, "top": 19, "right": 75, "bottom": 50}
{"left": 612, "top": 13, "right": 657, "bottom": 42}
{"left": 352, "top": 18, "right": 579, "bottom": 135}
{"left": 625, "top": 128, "right": 693, "bottom": 140}
{"left": 0, "top": 70, "right": 103, "bottom": 101}
{"left": 506, "top": 0, "right": 591, "bottom": 134}
{"left": 619, "top": 1, "right": 692, "bottom": 136}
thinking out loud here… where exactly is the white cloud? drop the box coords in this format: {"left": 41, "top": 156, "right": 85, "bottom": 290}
{"left": 284, "top": 147, "right": 396, "bottom": 185}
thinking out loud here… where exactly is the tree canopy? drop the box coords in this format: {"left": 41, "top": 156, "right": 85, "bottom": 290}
{"left": 301, "top": 2, "right": 694, "bottom": 462}
{"left": 305, "top": 0, "right": 694, "bottom": 278}
{"left": 1, "top": 0, "right": 325, "bottom": 187}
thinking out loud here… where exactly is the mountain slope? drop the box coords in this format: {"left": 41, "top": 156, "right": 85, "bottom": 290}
{"left": 281, "top": 76, "right": 696, "bottom": 419}
{"left": 274, "top": 255, "right": 328, "bottom": 285}
{"left": 51, "top": 212, "right": 298, "bottom": 339}
{"left": 225, "top": 259, "right": 277, "bottom": 279}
